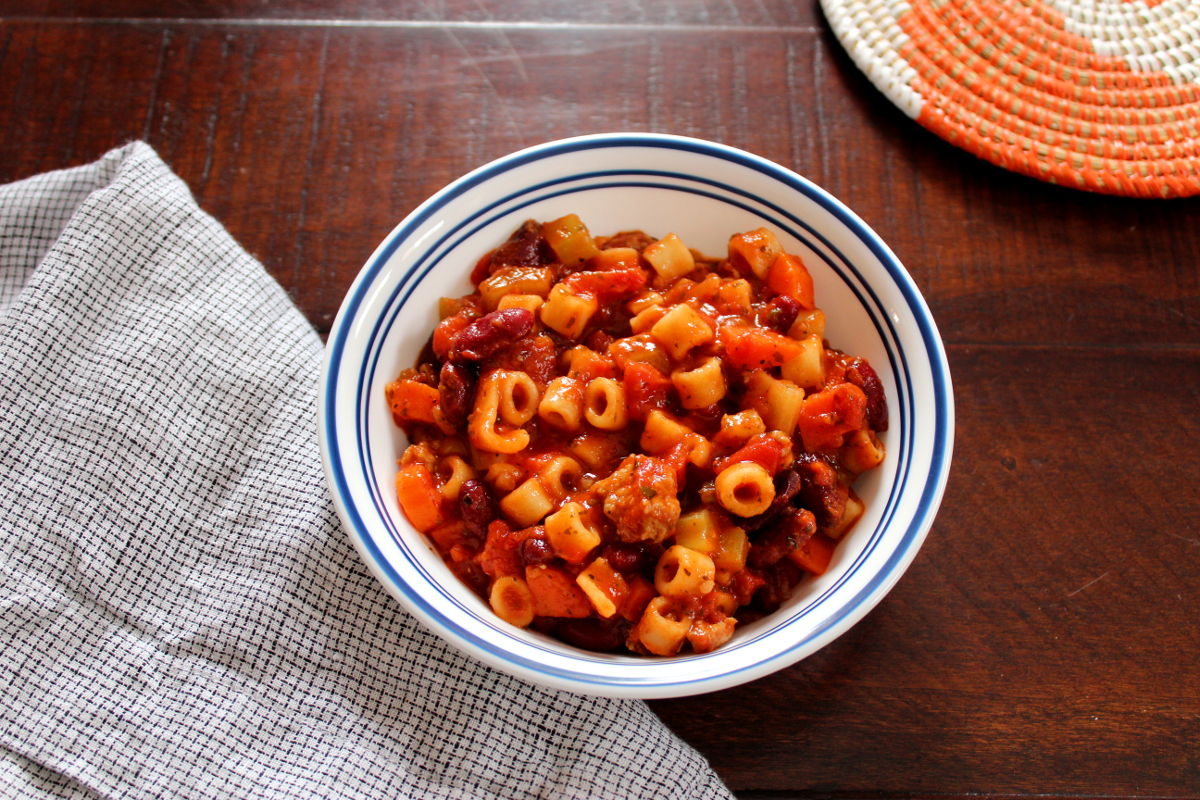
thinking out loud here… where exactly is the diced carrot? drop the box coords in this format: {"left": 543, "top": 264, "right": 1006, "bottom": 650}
{"left": 788, "top": 533, "right": 836, "bottom": 575}
{"left": 797, "top": 383, "right": 868, "bottom": 452}
{"left": 832, "top": 383, "right": 868, "bottom": 427}
{"left": 767, "top": 252, "right": 815, "bottom": 309}
{"left": 427, "top": 520, "right": 468, "bottom": 552}
{"left": 448, "top": 544, "right": 473, "bottom": 563}
{"left": 564, "top": 267, "right": 647, "bottom": 303}
{"left": 385, "top": 379, "right": 441, "bottom": 426}
{"left": 619, "top": 574, "right": 657, "bottom": 623}
{"left": 432, "top": 314, "right": 472, "bottom": 360}
{"left": 720, "top": 325, "right": 802, "bottom": 370}
{"left": 395, "top": 463, "right": 444, "bottom": 533}
{"left": 525, "top": 564, "right": 593, "bottom": 618}
{"left": 622, "top": 361, "right": 673, "bottom": 421}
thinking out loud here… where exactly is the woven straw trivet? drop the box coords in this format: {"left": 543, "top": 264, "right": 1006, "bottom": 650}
{"left": 820, "top": 0, "right": 1200, "bottom": 198}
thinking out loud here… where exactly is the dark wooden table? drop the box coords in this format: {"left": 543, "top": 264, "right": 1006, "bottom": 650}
{"left": 5, "top": 3, "right": 1198, "bottom": 798}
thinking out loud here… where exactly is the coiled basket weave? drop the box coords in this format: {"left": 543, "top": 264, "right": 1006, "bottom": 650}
{"left": 820, "top": 0, "right": 1200, "bottom": 198}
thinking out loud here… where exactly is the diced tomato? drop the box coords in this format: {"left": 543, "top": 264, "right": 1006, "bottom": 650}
{"left": 766, "top": 252, "right": 815, "bottom": 309}
{"left": 565, "top": 347, "right": 618, "bottom": 382}
{"left": 797, "top": 383, "right": 868, "bottom": 452}
{"left": 663, "top": 278, "right": 696, "bottom": 306}
{"left": 478, "top": 520, "right": 524, "bottom": 579}
{"left": 525, "top": 564, "right": 592, "bottom": 618}
{"left": 384, "top": 379, "right": 440, "bottom": 426}
{"left": 564, "top": 267, "right": 647, "bottom": 303}
{"left": 720, "top": 324, "right": 802, "bottom": 370}
{"left": 494, "top": 333, "right": 557, "bottom": 387}
{"left": 622, "top": 361, "right": 673, "bottom": 421}
{"left": 659, "top": 437, "right": 695, "bottom": 483}
{"left": 716, "top": 432, "right": 789, "bottom": 474}
{"left": 824, "top": 356, "right": 848, "bottom": 387}
{"left": 788, "top": 533, "right": 836, "bottom": 575}
{"left": 469, "top": 252, "right": 493, "bottom": 285}
{"left": 395, "top": 463, "right": 444, "bottom": 533}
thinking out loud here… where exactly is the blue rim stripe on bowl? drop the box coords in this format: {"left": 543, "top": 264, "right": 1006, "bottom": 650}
{"left": 357, "top": 175, "right": 914, "bottom": 663}
{"left": 322, "top": 134, "right": 953, "bottom": 691}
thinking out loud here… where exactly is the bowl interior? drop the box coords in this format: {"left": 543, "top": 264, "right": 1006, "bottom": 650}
{"left": 321, "top": 135, "right": 953, "bottom": 697}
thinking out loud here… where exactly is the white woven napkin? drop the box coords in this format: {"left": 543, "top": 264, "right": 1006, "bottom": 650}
{"left": 0, "top": 144, "right": 733, "bottom": 800}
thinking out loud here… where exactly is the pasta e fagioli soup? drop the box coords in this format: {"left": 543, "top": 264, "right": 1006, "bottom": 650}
{"left": 385, "top": 215, "right": 888, "bottom": 656}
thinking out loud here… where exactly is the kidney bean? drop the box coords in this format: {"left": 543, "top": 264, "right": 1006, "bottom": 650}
{"left": 458, "top": 480, "right": 496, "bottom": 538}
{"left": 688, "top": 402, "right": 725, "bottom": 426}
{"left": 794, "top": 455, "right": 848, "bottom": 532}
{"left": 753, "top": 560, "right": 802, "bottom": 613}
{"left": 764, "top": 295, "right": 801, "bottom": 332}
{"left": 556, "top": 618, "right": 628, "bottom": 652}
{"left": 451, "top": 559, "right": 489, "bottom": 597}
{"left": 744, "top": 468, "right": 803, "bottom": 533}
{"left": 599, "top": 230, "right": 655, "bottom": 251}
{"left": 602, "top": 541, "right": 662, "bottom": 576}
{"left": 775, "top": 467, "right": 803, "bottom": 506}
{"left": 488, "top": 220, "right": 554, "bottom": 271}
{"left": 845, "top": 357, "right": 888, "bottom": 431}
{"left": 782, "top": 506, "right": 818, "bottom": 544}
{"left": 519, "top": 534, "right": 554, "bottom": 566}
{"left": 438, "top": 362, "right": 474, "bottom": 425}
{"left": 602, "top": 543, "right": 641, "bottom": 573}
{"left": 408, "top": 363, "right": 438, "bottom": 386}
{"left": 730, "top": 568, "right": 766, "bottom": 606}
{"left": 584, "top": 329, "right": 614, "bottom": 352}
{"left": 746, "top": 527, "right": 789, "bottom": 569}
{"left": 747, "top": 508, "right": 816, "bottom": 569}
{"left": 450, "top": 308, "right": 534, "bottom": 361}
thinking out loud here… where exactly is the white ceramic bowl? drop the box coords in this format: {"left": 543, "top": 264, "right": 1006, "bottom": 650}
{"left": 319, "top": 133, "right": 954, "bottom": 698}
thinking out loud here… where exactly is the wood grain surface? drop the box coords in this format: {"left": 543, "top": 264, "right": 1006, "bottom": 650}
{"left": 3, "top": 4, "right": 1198, "bottom": 798}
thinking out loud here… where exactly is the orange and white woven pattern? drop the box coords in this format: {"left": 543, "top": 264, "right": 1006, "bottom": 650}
{"left": 820, "top": 0, "right": 1200, "bottom": 197}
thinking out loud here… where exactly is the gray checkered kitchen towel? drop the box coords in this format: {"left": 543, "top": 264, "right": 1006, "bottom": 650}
{"left": 0, "top": 143, "right": 733, "bottom": 800}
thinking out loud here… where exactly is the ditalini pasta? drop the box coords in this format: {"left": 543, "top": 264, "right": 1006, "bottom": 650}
{"left": 385, "top": 216, "right": 889, "bottom": 656}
